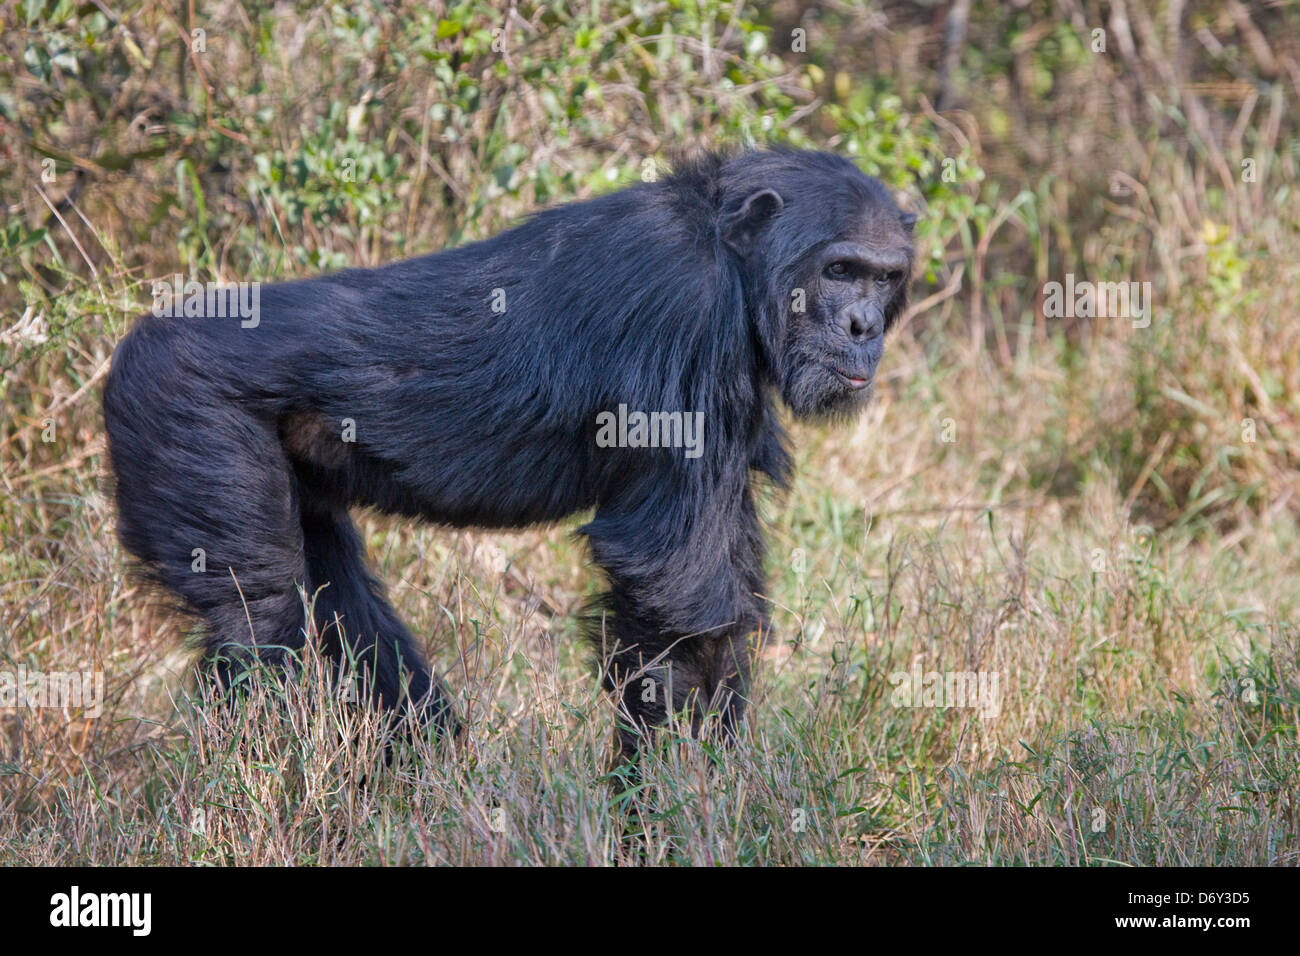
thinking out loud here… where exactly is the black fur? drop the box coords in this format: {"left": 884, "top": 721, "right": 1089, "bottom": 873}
{"left": 102, "top": 148, "right": 915, "bottom": 758}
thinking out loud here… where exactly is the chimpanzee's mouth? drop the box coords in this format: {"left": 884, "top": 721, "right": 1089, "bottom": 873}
{"left": 829, "top": 366, "right": 871, "bottom": 390}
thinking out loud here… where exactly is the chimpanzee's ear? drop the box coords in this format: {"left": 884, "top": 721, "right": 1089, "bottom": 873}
{"left": 899, "top": 211, "right": 917, "bottom": 232}
{"left": 723, "top": 189, "right": 784, "bottom": 252}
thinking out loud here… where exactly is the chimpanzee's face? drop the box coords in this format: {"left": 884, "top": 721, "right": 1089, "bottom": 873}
{"left": 778, "top": 199, "right": 914, "bottom": 421}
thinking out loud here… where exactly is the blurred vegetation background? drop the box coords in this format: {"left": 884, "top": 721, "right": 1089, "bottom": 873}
{"left": 1, "top": 1, "right": 1298, "bottom": 865}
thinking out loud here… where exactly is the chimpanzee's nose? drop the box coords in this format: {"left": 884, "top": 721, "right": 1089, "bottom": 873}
{"left": 839, "top": 304, "right": 883, "bottom": 341}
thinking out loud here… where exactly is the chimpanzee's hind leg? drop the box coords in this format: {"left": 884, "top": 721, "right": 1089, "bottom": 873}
{"left": 104, "top": 354, "right": 310, "bottom": 687}
{"left": 300, "top": 502, "right": 458, "bottom": 733}
{"left": 104, "top": 319, "right": 455, "bottom": 733}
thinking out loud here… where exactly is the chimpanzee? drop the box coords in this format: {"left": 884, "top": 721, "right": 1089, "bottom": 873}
{"left": 103, "top": 148, "right": 915, "bottom": 759}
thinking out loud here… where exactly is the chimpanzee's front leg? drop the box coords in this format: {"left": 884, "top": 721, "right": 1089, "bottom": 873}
{"left": 593, "top": 600, "right": 761, "bottom": 761}
{"left": 583, "top": 473, "right": 768, "bottom": 762}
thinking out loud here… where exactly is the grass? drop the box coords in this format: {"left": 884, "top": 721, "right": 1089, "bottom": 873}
{"left": 2, "top": 319, "right": 1297, "bottom": 865}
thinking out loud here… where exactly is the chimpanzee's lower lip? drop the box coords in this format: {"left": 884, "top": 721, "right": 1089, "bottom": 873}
{"left": 830, "top": 367, "right": 871, "bottom": 390}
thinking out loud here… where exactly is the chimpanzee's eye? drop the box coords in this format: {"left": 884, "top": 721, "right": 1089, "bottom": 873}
{"left": 825, "top": 261, "right": 851, "bottom": 280}
{"left": 875, "top": 271, "right": 900, "bottom": 286}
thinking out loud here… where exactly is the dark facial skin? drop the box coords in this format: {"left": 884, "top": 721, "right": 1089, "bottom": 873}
{"left": 779, "top": 205, "right": 915, "bottom": 420}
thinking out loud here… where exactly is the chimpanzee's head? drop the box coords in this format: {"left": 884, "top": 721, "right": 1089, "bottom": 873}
{"left": 720, "top": 150, "right": 915, "bottom": 421}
